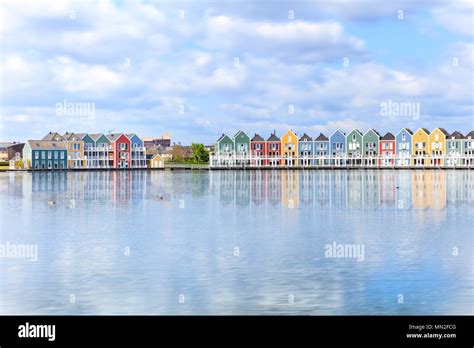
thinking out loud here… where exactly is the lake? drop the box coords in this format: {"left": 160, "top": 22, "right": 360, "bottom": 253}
{"left": 0, "top": 170, "right": 472, "bottom": 315}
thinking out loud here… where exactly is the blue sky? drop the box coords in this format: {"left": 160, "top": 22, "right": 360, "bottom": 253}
{"left": 0, "top": 0, "right": 472, "bottom": 144}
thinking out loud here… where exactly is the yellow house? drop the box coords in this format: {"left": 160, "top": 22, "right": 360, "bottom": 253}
{"left": 429, "top": 127, "right": 449, "bottom": 166}
{"left": 147, "top": 153, "right": 164, "bottom": 168}
{"left": 63, "top": 133, "right": 86, "bottom": 168}
{"left": 412, "top": 128, "right": 430, "bottom": 166}
{"left": 281, "top": 129, "right": 298, "bottom": 166}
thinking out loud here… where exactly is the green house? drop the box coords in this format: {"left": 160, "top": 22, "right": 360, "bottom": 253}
{"left": 446, "top": 131, "right": 464, "bottom": 166}
{"left": 363, "top": 129, "right": 380, "bottom": 165}
{"left": 233, "top": 130, "right": 250, "bottom": 158}
{"left": 346, "top": 129, "right": 363, "bottom": 165}
{"left": 215, "top": 133, "right": 234, "bottom": 157}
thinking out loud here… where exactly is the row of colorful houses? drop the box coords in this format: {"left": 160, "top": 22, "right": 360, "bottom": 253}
{"left": 212, "top": 128, "right": 474, "bottom": 168}
{"left": 23, "top": 132, "right": 164, "bottom": 170}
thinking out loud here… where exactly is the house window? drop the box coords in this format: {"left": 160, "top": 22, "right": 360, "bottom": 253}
{"left": 402, "top": 134, "right": 406, "bottom": 141}
{"left": 54, "top": 152, "right": 58, "bottom": 159}
{"left": 60, "top": 152, "right": 65, "bottom": 159}
{"left": 35, "top": 152, "right": 39, "bottom": 160}
{"left": 41, "top": 151, "right": 46, "bottom": 159}
{"left": 352, "top": 134, "right": 356, "bottom": 141}
{"left": 48, "top": 151, "right": 52, "bottom": 159}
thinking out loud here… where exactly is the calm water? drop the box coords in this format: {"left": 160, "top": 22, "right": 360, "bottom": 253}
{"left": 0, "top": 170, "right": 472, "bottom": 315}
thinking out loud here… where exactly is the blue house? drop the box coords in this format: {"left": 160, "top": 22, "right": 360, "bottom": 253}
{"left": 314, "top": 133, "right": 329, "bottom": 166}
{"left": 329, "top": 129, "right": 346, "bottom": 165}
{"left": 396, "top": 128, "right": 413, "bottom": 166}
{"left": 127, "top": 133, "right": 147, "bottom": 168}
{"left": 298, "top": 133, "right": 313, "bottom": 166}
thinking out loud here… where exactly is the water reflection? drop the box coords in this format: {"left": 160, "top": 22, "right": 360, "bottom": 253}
{"left": 0, "top": 170, "right": 472, "bottom": 315}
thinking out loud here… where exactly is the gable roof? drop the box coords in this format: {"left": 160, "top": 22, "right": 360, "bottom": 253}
{"left": 299, "top": 133, "right": 312, "bottom": 141}
{"left": 448, "top": 131, "right": 464, "bottom": 139}
{"left": 267, "top": 133, "right": 280, "bottom": 142}
{"left": 106, "top": 133, "right": 126, "bottom": 142}
{"left": 217, "top": 133, "right": 232, "bottom": 143}
{"left": 315, "top": 133, "right": 329, "bottom": 141}
{"left": 364, "top": 128, "right": 380, "bottom": 137}
{"left": 420, "top": 128, "right": 430, "bottom": 135}
{"left": 233, "top": 130, "right": 248, "bottom": 139}
{"left": 381, "top": 132, "right": 395, "bottom": 141}
{"left": 329, "top": 129, "right": 346, "bottom": 138}
{"left": 251, "top": 134, "right": 264, "bottom": 142}
{"left": 28, "top": 140, "right": 67, "bottom": 150}
{"left": 42, "top": 132, "right": 64, "bottom": 141}
{"left": 396, "top": 128, "right": 413, "bottom": 136}
{"left": 435, "top": 127, "right": 449, "bottom": 136}
{"left": 62, "top": 132, "right": 84, "bottom": 141}
{"left": 466, "top": 131, "right": 474, "bottom": 138}
{"left": 348, "top": 129, "right": 363, "bottom": 136}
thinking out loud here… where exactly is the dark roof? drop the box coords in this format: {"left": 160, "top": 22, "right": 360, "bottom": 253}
{"left": 315, "top": 133, "right": 329, "bottom": 141}
{"left": 401, "top": 128, "right": 413, "bottom": 135}
{"left": 437, "top": 128, "right": 449, "bottom": 136}
{"left": 299, "top": 133, "right": 312, "bottom": 141}
{"left": 251, "top": 134, "right": 264, "bottom": 142}
{"left": 421, "top": 128, "right": 430, "bottom": 134}
{"left": 366, "top": 128, "right": 380, "bottom": 136}
{"left": 381, "top": 132, "right": 395, "bottom": 141}
{"left": 448, "top": 131, "right": 464, "bottom": 140}
{"left": 267, "top": 133, "right": 280, "bottom": 142}
{"left": 466, "top": 131, "right": 474, "bottom": 138}
{"left": 350, "top": 129, "right": 363, "bottom": 136}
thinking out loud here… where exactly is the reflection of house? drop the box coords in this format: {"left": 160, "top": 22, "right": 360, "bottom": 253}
{"left": 250, "top": 170, "right": 266, "bottom": 205}
{"left": 379, "top": 170, "right": 396, "bottom": 209}
{"left": 363, "top": 171, "right": 380, "bottom": 209}
{"left": 396, "top": 170, "right": 412, "bottom": 210}
{"left": 412, "top": 171, "right": 429, "bottom": 209}
{"left": 281, "top": 170, "right": 298, "bottom": 208}
{"left": 266, "top": 170, "right": 281, "bottom": 205}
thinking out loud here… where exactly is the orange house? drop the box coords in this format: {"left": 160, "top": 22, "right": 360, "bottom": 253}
{"left": 412, "top": 128, "right": 430, "bottom": 166}
{"left": 281, "top": 129, "right": 298, "bottom": 166}
{"left": 429, "top": 128, "right": 449, "bottom": 166}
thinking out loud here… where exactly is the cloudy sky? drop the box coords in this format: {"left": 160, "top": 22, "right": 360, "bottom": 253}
{"left": 0, "top": 0, "right": 472, "bottom": 144}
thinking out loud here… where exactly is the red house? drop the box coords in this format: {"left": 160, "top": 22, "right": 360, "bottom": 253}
{"left": 250, "top": 134, "right": 265, "bottom": 167}
{"left": 107, "top": 133, "right": 131, "bottom": 168}
{"left": 265, "top": 132, "right": 281, "bottom": 166}
{"left": 379, "top": 132, "right": 396, "bottom": 167}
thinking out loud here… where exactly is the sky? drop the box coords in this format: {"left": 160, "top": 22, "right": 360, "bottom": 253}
{"left": 0, "top": 0, "right": 473, "bottom": 144}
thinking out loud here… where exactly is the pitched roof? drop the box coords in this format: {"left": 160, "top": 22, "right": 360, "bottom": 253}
{"left": 89, "top": 133, "right": 105, "bottom": 141}
{"left": 267, "top": 133, "right": 280, "bottom": 142}
{"left": 315, "top": 133, "right": 329, "bottom": 141}
{"left": 62, "top": 132, "right": 83, "bottom": 141}
{"left": 42, "top": 132, "right": 65, "bottom": 141}
{"left": 448, "top": 131, "right": 464, "bottom": 139}
{"left": 233, "top": 130, "right": 248, "bottom": 138}
{"left": 421, "top": 128, "right": 430, "bottom": 134}
{"left": 216, "top": 133, "right": 231, "bottom": 143}
{"left": 365, "top": 128, "right": 380, "bottom": 136}
{"left": 349, "top": 129, "right": 363, "bottom": 136}
{"left": 381, "top": 132, "right": 395, "bottom": 141}
{"left": 437, "top": 128, "right": 449, "bottom": 136}
{"left": 299, "top": 133, "right": 312, "bottom": 141}
{"left": 397, "top": 128, "right": 413, "bottom": 136}
{"left": 251, "top": 134, "right": 264, "bottom": 142}
{"left": 330, "top": 129, "right": 345, "bottom": 137}
{"left": 106, "top": 133, "right": 124, "bottom": 141}
{"left": 466, "top": 131, "right": 474, "bottom": 138}
{"left": 28, "top": 140, "right": 67, "bottom": 150}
